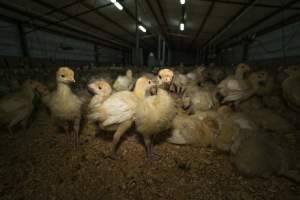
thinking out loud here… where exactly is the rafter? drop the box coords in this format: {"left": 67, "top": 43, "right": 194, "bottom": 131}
{"left": 0, "top": 13, "right": 124, "bottom": 50}
{"left": 256, "top": 13, "right": 300, "bottom": 37}
{"left": 190, "top": 0, "right": 216, "bottom": 47}
{"left": 36, "top": 0, "right": 87, "bottom": 18}
{"left": 30, "top": 0, "right": 134, "bottom": 46}
{"left": 80, "top": 1, "right": 135, "bottom": 38}
{"left": 144, "top": 0, "right": 170, "bottom": 45}
{"left": 155, "top": 0, "right": 169, "bottom": 31}
{"left": 199, "top": 0, "right": 300, "bottom": 10}
{"left": 223, "top": 13, "right": 300, "bottom": 50}
{"left": 218, "top": 0, "right": 299, "bottom": 48}
{"left": 0, "top": 1, "right": 128, "bottom": 48}
{"left": 118, "top": 1, "right": 154, "bottom": 48}
{"left": 202, "top": 0, "right": 258, "bottom": 48}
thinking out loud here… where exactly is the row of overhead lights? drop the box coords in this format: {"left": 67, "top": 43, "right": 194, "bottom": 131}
{"left": 110, "top": 0, "right": 147, "bottom": 33}
{"left": 110, "top": 0, "right": 123, "bottom": 10}
{"left": 110, "top": 0, "right": 186, "bottom": 33}
{"left": 179, "top": 0, "right": 186, "bottom": 31}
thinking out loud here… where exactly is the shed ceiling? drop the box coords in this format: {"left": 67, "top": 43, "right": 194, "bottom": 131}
{"left": 0, "top": 0, "right": 299, "bottom": 51}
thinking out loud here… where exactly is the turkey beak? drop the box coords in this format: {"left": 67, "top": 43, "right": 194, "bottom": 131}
{"left": 69, "top": 78, "right": 75, "bottom": 84}
{"left": 87, "top": 84, "right": 93, "bottom": 91}
{"left": 165, "top": 77, "right": 172, "bottom": 85}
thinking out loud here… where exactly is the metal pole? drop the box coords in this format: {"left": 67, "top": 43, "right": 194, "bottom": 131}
{"left": 135, "top": 0, "right": 140, "bottom": 67}
{"left": 167, "top": 48, "right": 172, "bottom": 66}
{"left": 162, "top": 40, "right": 166, "bottom": 66}
{"left": 243, "top": 42, "right": 249, "bottom": 61}
{"left": 195, "top": 48, "right": 199, "bottom": 65}
{"left": 158, "top": 35, "right": 161, "bottom": 66}
{"left": 17, "top": 23, "right": 29, "bottom": 58}
{"left": 94, "top": 44, "right": 98, "bottom": 64}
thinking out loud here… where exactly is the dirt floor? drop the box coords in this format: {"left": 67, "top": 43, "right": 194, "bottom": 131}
{"left": 0, "top": 109, "right": 299, "bottom": 200}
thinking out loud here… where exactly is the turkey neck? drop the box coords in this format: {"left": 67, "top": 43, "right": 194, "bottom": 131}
{"left": 235, "top": 70, "right": 247, "bottom": 79}
{"left": 21, "top": 85, "right": 35, "bottom": 101}
{"left": 133, "top": 85, "right": 146, "bottom": 99}
{"left": 57, "top": 82, "right": 72, "bottom": 97}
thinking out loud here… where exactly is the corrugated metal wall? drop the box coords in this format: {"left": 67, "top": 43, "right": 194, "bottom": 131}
{"left": 26, "top": 29, "right": 95, "bottom": 61}
{"left": 0, "top": 20, "right": 22, "bottom": 56}
{"left": 171, "top": 50, "right": 195, "bottom": 66}
{"left": 0, "top": 19, "right": 124, "bottom": 66}
{"left": 248, "top": 21, "right": 300, "bottom": 61}
{"left": 221, "top": 44, "right": 244, "bottom": 64}
{"left": 97, "top": 45, "right": 123, "bottom": 64}
{"left": 220, "top": 21, "right": 300, "bottom": 65}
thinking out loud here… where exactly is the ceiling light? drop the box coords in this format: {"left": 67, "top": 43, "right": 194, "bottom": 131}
{"left": 180, "top": 0, "right": 186, "bottom": 5}
{"left": 138, "top": 25, "right": 147, "bottom": 33}
{"left": 180, "top": 23, "right": 185, "bottom": 31}
{"left": 110, "top": 0, "right": 123, "bottom": 10}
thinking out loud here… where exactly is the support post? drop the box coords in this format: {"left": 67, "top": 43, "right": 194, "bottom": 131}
{"left": 195, "top": 48, "right": 199, "bottom": 65}
{"left": 162, "top": 40, "right": 166, "bottom": 66}
{"left": 17, "top": 23, "right": 29, "bottom": 58}
{"left": 135, "top": 0, "right": 140, "bottom": 67}
{"left": 167, "top": 48, "right": 172, "bottom": 66}
{"left": 94, "top": 44, "right": 98, "bottom": 64}
{"left": 243, "top": 42, "right": 249, "bottom": 61}
{"left": 158, "top": 35, "right": 161, "bottom": 66}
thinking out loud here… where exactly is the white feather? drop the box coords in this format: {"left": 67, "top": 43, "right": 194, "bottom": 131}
{"left": 100, "top": 91, "right": 138, "bottom": 126}
{"left": 113, "top": 76, "right": 133, "bottom": 91}
{"left": 226, "top": 79, "right": 243, "bottom": 91}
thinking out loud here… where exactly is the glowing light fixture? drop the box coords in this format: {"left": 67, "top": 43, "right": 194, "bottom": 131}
{"left": 138, "top": 25, "right": 147, "bottom": 33}
{"left": 110, "top": 0, "right": 123, "bottom": 10}
{"left": 180, "top": 22, "right": 185, "bottom": 31}
{"left": 180, "top": 0, "right": 186, "bottom": 5}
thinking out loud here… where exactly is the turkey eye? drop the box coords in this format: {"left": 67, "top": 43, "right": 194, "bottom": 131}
{"left": 98, "top": 86, "right": 102, "bottom": 90}
{"left": 158, "top": 75, "right": 162, "bottom": 79}
{"left": 61, "top": 75, "right": 65, "bottom": 78}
